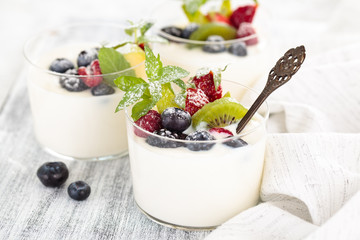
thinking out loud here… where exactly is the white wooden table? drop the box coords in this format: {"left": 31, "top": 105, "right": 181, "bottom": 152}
{"left": 1, "top": 0, "right": 360, "bottom": 239}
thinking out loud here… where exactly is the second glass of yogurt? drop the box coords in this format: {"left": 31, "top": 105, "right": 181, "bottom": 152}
{"left": 24, "top": 22, "right": 146, "bottom": 160}
{"left": 125, "top": 79, "right": 269, "bottom": 229}
{"left": 151, "top": 0, "right": 272, "bottom": 88}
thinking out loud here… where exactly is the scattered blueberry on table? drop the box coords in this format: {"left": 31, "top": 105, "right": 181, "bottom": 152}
{"left": 37, "top": 162, "right": 69, "bottom": 187}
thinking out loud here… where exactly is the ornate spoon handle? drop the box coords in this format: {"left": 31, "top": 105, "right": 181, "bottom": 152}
{"left": 236, "top": 45, "right": 306, "bottom": 134}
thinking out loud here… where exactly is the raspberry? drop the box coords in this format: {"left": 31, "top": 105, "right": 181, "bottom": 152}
{"left": 229, "top": 5, "right": 258, "bottom": 28}
{"left": 192, "top": 71, "right": 222, "bottom": 102}
{"left": 78, "top": 59, "right": 103, "bottom": 87}
{"left": 134, "top": 110, "right": 162, "bottom": 137}
{"left": 185, "top": 88, "right": 209, "bottom": 116}
{"left": 209, "top": 128, "right": 234, "bottom": 139}
{"left": 236, "top": 22, "right": 258, "bottom": 46}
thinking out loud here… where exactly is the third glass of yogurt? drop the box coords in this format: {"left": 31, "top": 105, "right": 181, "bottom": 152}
{"left": 151, "top": 0, "right": 272, "bottom": 88}
{"left": 125, "top": 79, "right": 269, "bottom": 229}
{"left": 24, "top": 22, "right": 146, "bottom": 160}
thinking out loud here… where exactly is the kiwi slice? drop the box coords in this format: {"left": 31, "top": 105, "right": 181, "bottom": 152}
{"left": 192, "top": 97, "right": 247, "bottom": 128}
{"left": 223, "top": 91, "right": 231, "bottom": 98}
{"left": 189, "top": 23, "right": 237, "bottom": 41}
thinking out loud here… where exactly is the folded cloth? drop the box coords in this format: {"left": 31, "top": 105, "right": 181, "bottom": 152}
{"left": 205, "top": 133, "right": 360, "bottom": 240}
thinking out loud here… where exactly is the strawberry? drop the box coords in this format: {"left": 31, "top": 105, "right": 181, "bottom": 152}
{"left": 230, "top": 5, "right": 258, "bottom": 28}
{"left": 192, "top": 71, "right": 222, "bottom": 102}
{"left": 185, "top": 88, "right": 209, "bottom": 116}
{"left": 209, "top": 128, "right": 234, "bottom": 139}
{"left": 77, "top": 59, "right": 103, "bottom": 87}
{"left": 134, "top": 110, "right": 162, "bottom": 138}
{"left": 236, "top": 22, "right": 258, "bottom": 46}
{"left": 206, "top": 12, "right": 231, "bottom": 25}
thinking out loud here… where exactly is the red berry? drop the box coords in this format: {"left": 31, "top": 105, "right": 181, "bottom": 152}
{"left": 209, "top": 128, "right": 234, "bottom": 139}
{"left": 192, "top": 71, "right": 222, "bottom": 102}
{"left": 230, "top": 5, "right": 258, "bottom": 28}
{"left": 78, "top": 59, "right": 103, "bottom": 87}
{"left": 206, "top": 12, "right": 231, "bottom": 25}
{"left": 185, "top": 88, "right": 209, "bottom": 116}
{"left": 138, "top": 43, "right": 145, "bottom": 50}
{"left": 236, "top": 22, "right": 258, "bottom": 46}
{"left": 134, "top": 110, "right": 162, "bottom": 137}
{"left": 77, "top": 66, "right": 87, "bottom": 76}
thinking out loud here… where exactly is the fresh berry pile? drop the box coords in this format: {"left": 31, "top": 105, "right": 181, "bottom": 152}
{"left": 122, "top": 56, "right": 248, "bottom": 151}
{"left": 49, "top": 47, "right": 115, "bottom": 96}
{"left": 160, "top": 0, "right": 259, "bottom": 56}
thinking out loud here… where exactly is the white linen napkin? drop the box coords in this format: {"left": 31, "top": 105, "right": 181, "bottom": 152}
{"left": 205, "top": 133, "right": 360, "bottom": 240}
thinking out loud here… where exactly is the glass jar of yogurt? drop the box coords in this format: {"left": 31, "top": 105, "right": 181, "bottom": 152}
{"left": 125, "top": 79, "right": 268, "bottom": 229}
{"left": 151, "top": 0, "right": 272, "bottom": 89}
{"left": 24, "top": 22, "right": 146, "bottom": 160}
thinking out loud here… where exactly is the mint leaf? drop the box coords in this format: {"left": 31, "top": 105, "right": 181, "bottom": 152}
{"left": 114, "top": 76, "right": 147, "bottom": 91}
{"left": 148, "top": 81, "right": 162, "bottom": 103}
{"left": 183, "top": 0, "right": 207, "bottom": 14}
{"left": 213, "top": 69, "right": 222, "bottom": 91}
{"left": 115, "top": 83, "right": 148, "bottom": 112}
{"left": 98, "top": 47, "right": 135, "bottom": 86}
{"left": 131, "top": 98, "right": 155, "bottom": 121}
{"left": 175, "top": 90, "right": 187, "bottom": 109}
{"left": 173, "top": 78, "right": 187, "bottom": 90}
{"left": 144, "top": 46, "right": 162, "bottom": 81}
{"left": 159, "top": 66, "right": 189, "bottom": 84}
{"left": 140, "top": 22, "right": 154, "bottom": 36}
{"left": 187, "top": 81, "right": 196, "bottom": 89}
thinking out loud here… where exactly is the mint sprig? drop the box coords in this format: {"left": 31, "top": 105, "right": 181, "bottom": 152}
{"left": 124, "top": 20, "right": 167, "bottom": 46}
{"left": 114, "top": 46, "right": 189, "bottom": 120}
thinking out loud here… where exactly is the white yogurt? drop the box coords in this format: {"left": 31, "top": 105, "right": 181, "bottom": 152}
{"left": 27, "top": 44, "right": 144, "bottom": 159}
{"left": 126, "top": 114, "right": 267, "bottom": 228}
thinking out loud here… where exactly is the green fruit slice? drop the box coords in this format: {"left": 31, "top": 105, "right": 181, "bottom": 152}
{"left": 223, "top": 91, "right": 231, "bottom": 98}
{"left": 189, "top": 23, "right": 237, "bottom": 41}
{"left": 156, "top": 83, "right": 179, "bottom": 113}
{"left": 192, "top": 97, "right": 248, "bottom": 128}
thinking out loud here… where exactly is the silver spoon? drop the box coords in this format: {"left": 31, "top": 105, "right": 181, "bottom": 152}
{"left": 236, "top": 45, "right": 306, "bottom": 134}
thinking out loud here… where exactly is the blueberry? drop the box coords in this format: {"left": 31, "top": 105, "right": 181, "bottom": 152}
{"left": 161, "top": 26, "right": 183, "bottom": 40}
{"left": 68, "top": 181, "right": 91, "bottom": 201}
{"left": 37, "top": 162, "right": 69, "bottom": 187}
{"left": 202, "top": 35, "right": 226, "bottom": 53}
{"left": 59, "top": 69, "right": 88, "bottom": 92}
{"left": 223, "top": 138, "right": 248, "bottom": 148}
{"left": 181, "top": 23, "right": 199, "bottom": 39}
{"left": 77, "top": 48, "right": 99, "bottom": 67}
{"left": 49, "top": 58, "right": 74, "bottom": 73}
{"left": 185, "top": 130, "right": 215, "bottom": 151}
{"left": 146, "top": 129, "right": 184, "bottom": 148}
{"left": 91, "top": 83, "right": 115, "bottom": 96}
{"left": 161, "top": 107, "right": 191, "bottom": 133}
{"left": 228, "top": 42, "right": 247, "bottom": 56}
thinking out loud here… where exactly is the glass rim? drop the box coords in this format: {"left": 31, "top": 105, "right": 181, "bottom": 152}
{"left": 157, "top": 30, "right": 258, "bottom": 45}
{"left": 23, "top": 21, "right": 145, "bottom": 77}
{"left": 125, "top": 79, "right": 269, "bottom": 143}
